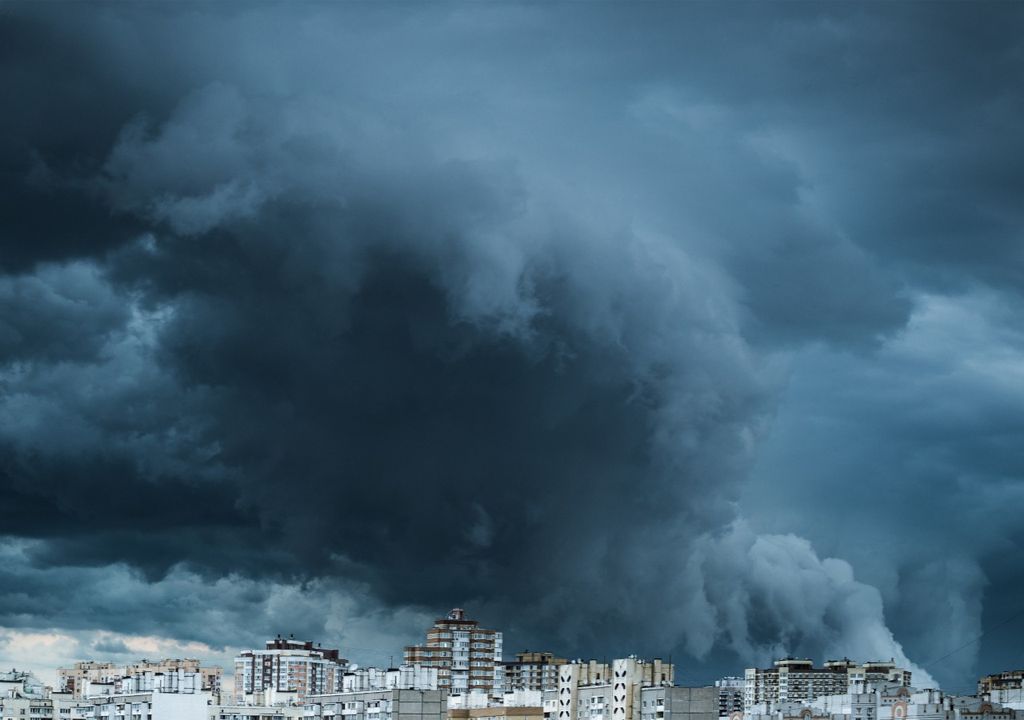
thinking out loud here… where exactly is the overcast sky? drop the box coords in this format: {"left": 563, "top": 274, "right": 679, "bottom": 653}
{"left": 2, "top": 2, "right": 1023, "bottom": 691}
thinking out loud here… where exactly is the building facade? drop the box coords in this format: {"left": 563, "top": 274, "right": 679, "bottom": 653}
{"left": 742, "top": 684, "right": 1022, "bottom": 720}
{"left": 57, "top": 658, "right": 223, "bottom": 702}
{"left": 304, "top": 687, "right": 446, "bottom": 720}
{"left": 234, "top": 637, "right": 349, "bottom": 703}
{"left": 504, "top": 653, "right": 567, "bottom": 693}
{"left": 979, "top": 672, "right": 1024, "bottom": 707}
{"left": 744, "top": 660, "right": 912, "bottom": 710}
{"left": 541, "top": 657, "right": 712, "bottom": 720}
{"left": 404, "top": 609, "right": 504, "bottom": 697}
{"left": 341, "top": 666, "right": 439, "bottom": 693}
{"left": 214, "top": 705, "right": 305, "bottom": 720}
{"left": 449, "top": 690, "right": 546, "bottom": 720}
{"left": 66, "top": 670, "right": 212, "bottom": 720}
{"left": 1, "top": 669, "right": 78, "bottom": 720}
{"left": 717, "top": 678, "right": 745, "bottom": 718}
{"left": 76, "top": 689, "right": 210, "bottom": 720}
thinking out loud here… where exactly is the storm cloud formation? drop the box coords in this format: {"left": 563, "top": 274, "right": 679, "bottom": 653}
{"left": 2, "top": 2, "right": 1023, "bottom": 690}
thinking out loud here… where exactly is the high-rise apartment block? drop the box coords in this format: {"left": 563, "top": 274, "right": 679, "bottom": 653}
{"left": 234, "top": 637, "right": 349, "bottom": 703}
{"left": 504, "top": 652, "right": 567, "bottom": 692}
{"left": 57, "top": 659, "right": 223, "bottom": 702}
{"left": 404, "top": 609, "right": 504, "bottom": 697}
{"left": 743, "top": 659, "right": 911, "bottom": 710}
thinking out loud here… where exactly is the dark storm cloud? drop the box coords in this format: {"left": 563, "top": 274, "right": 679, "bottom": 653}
{"left": 0, "top": 10, "right": 170, "bottom": 271}
{"left": 0, "top": 264, "right": 126, "bottom": 364}
{"left": 1, "top": 1, "right": 1023, "bottom": 689}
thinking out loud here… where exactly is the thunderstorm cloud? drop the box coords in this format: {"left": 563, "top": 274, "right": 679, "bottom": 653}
{"left": 1, "top": 2, "right": 1023, "bottom": 690}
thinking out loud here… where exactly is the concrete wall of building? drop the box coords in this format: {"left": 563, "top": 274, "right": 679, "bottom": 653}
{"left": 450, "top": 706, "right": 545, "bottom": 720}
{"left": 211, "top": 705, "right": 306, "bottom": 720}
{"left": 151, "top": 690, "right": 209, "bottom": 720}
{"left": 658, "top": 686, "right": 716, "bottom": 720}
{"left": 305, "top": 687, "right": 446, "bottom": 720}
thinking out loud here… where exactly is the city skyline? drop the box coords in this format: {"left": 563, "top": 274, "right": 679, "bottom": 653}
{"left": 2, "top": 0, "right": 1024, "bottom": 697}
{"left": 0, "top": 608, "right": 998, "bottom": 695}
{"left": 6, "top": 645, "right": 1024, "bottom": 720}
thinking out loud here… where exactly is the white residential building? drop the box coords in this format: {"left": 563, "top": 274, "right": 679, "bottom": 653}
{"left": 449, "top": 689, "right": 546, "bottom": 720}
{"left": 72, "top": 670, "right": 211, "bottom": 720}
{"left": 78, "top": 691, "right": 210, "bottom": 720}
{"left": 450, "top": 689, "right": 545, "bottom": 711}
{"left": 979, "top": 672, "right": 1024, "bottom": 710}
{"left": 303, "top": 687, "right": 446, "bottom": 720}
{"left": 341, "top": 665, "right": 439, "bottom": 693}
{"left": 235, "top": 637, "right": 349, "bottom": 703}
{"left": 1, "top": 669, "right": 78, "bottom": 720}
{"left": 744, "top": 660, "right": 913, "bottom": 710}
{"left": 744, "top": 683, "right": 1020, "bottom": 720}
{"left": 58, "top": 659, "right": 223, "bottom": 702}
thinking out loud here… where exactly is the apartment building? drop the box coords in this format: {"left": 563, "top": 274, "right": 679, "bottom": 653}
{"left": 58, "top": 658, "right": 224, "bottom": 702}
{"left": 234, "top": 637, "right": 349, "bottom": 703}
{"left": 716, "top": 678, "right": 745, "bottom": 718}
{"left": 849, "top": 665, "right": 913, "bottom": 692}
{"left": 76, "top": 690, "right": 209, "bottom": 720}
{"left": 215, "top": 704, "right": 306, "bottom": 720}
{"left": 69, "top": 670, "right": 211, "bottom": 720}
{"left": 303, "top": 687, "right": 446, "bottom": 720}
{"left": 541, "top": 657, "right": 713, "bottom": 720}
{"left": 744, "top": 660, "right": 912, "bottom": 710}
{"left": 450, "top": 705, "right": 544, "bottom": 720}
{"left": 341, "top": 665, "right": 439, "bottom": 693}
{"left": 504, "top": 653, "right": 567, "bottom": 692}
{"left": 751, "top": 684, "right": 1023, "bottom": 720}
{"left": 404, "top": 609, "right": 504, "bottom": 697}
{"left": 449, "top": 689, "right": 546, "bottom": 720}
{"left": 979, "top": 672, "right": 1024, "bottom": 707}
{"left": 0, "top": 669, "right": 78, "bottom": 720}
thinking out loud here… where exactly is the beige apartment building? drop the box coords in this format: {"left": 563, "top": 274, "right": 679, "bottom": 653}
{"left": 404, "top": 609, "right": 504, "bottom": 697}
{"left": 503, "top": 652, "right": 567, "bottom": 692}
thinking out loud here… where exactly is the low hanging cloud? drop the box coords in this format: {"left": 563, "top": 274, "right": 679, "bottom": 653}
{"left": 680, "top": 524, "right": 936, "bottom": 688}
